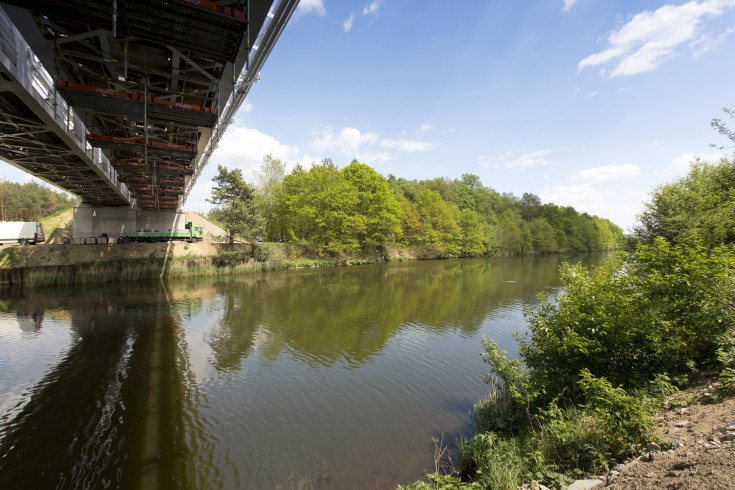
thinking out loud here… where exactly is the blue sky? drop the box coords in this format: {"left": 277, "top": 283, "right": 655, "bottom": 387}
{"left": 4, "top": 0, "right": 735, "bottom": 231}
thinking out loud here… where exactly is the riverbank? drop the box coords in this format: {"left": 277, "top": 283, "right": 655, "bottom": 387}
{"left": 0, "top": 239, "right": 452, "bottom": 287}
{"left": 400, "top": 237, "right": 735, "bottom": 490}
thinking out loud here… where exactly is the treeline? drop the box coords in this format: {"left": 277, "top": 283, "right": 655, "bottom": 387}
{"left": 0, "top": 180, "right": 80, "bottom": 221}
{"left": 210, "top": 156, "right": 624, "bottom": 256}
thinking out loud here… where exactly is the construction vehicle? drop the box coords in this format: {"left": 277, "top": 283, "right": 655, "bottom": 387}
{"left": 126, "top": 222, "right": 203, "bottom": 243}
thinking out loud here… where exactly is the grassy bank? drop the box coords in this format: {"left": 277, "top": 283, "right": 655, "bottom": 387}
{"left": 401, "top": 237, "right": 735, "bottom": 489}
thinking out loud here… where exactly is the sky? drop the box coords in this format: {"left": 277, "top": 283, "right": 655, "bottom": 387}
{"left": 3, "top": 0, "right": 735, "bottom": 231}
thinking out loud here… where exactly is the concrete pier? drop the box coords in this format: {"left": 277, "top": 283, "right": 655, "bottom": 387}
{"left": 73, "top": 204, "right": 186, "bottom": 240}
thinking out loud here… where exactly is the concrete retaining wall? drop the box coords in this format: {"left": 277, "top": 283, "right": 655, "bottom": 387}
{"left": 73, "top": 204, "right": 186, "bottom": 239}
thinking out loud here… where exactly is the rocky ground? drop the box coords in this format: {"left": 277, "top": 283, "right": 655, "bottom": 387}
{"left": 522, "top": 378, "right": 735, "bottom": 490}
{"left": 594, "top": 377, "right": 735, "bottom": 489}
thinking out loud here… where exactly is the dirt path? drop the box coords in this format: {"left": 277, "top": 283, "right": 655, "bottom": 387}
{"left": 594, "top": 378, "right": 735, "bottom": 489}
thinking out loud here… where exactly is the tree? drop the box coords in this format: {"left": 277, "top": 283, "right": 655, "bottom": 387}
{"left": 207, "top": 165, "right": 262, "bottom": 244}
{"left": 0, "top": 179, "right": 79, "bottom": 221}
{"left": 414, "top": 188, "right": 458, "bottom": 249}
{"left": 342, "top": 161, "right": 403, "bottom": 245}
{"left": 274, "top": 159, "right": 361, "bottom": 253}
{"left": 634, "top": 157, "right": 735, "bottom": 247}
{"left": 253, "top": 154, "right": 286, "bottom": 239}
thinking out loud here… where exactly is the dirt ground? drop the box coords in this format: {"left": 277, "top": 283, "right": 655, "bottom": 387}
{"left": 1, "top": 210, "right": 247, "bottom": 268}
{"left": 593, "top": 378, "right": 735, "bottom": 489}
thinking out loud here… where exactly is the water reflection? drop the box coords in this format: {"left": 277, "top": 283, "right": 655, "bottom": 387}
{"left": 0, "top": 253, "right": 610, "bottom": 489}
{"left": 0, "top": 282, "right": 224, "bottom": 489}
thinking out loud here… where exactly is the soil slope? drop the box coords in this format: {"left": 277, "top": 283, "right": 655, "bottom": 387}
{"left": 594, "top": 378, "right": 735, "bottom": 489}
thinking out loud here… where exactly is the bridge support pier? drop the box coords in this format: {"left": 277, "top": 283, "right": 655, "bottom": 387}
{"left": 73, "top": 204, "right": 186, "bottom": 240}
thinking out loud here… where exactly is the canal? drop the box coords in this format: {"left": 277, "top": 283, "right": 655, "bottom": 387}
{"left": 0, "top": 253, "right": 609, "bottom": 489}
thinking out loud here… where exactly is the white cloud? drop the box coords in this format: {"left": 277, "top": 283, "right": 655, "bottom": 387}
{"left": 501, "top": 150, "right": 553, "bottom": 169}
{"left": 297, "top": 0, "right": 326, "bottom": 16}
{"left": 562, "top": 0, "right": 579, "bottom": 12}
{"left": 354, "top": 152, "right": 391, "bottom": 165}
{"left": 363, "top": 1, "right": 381, "bottom": 16}
{"left": 420, "top": 124, "right": 436, "bottom": 132}
{"left": 540, "top": 183, "right": 609, "bottom": 209}
{"left": 210, "top": 123, "right": 299, "bottom": 174}
{"left": 184, "top": 124, "right": 301, "bottom": 212}
{"left": 691, "top": 25, "right": 735, "bottom": 56}
{"left": 578, "top": 0, "right": 735, "bottom": 77}
{"left": 665, "top": 150, "right": 727, "bottom": 176}
{"left": 310, "top": 127, "right": 379, "bottom": 155}
{"left": 571, "top": 164, "right": 639, "bottom": 181}
{"left": 343, "top": 13, "right": 354, "bottom": 32}
{"left": 381, "top": 138, "right": 435, "bottom": 152}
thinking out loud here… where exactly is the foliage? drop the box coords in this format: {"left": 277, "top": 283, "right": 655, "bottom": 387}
{"left": 253, "top": 154, "right": 286, "bottom": 238}
{"left": 634, "top": 157, "right": 735, "bottom": 247}
{"left": 0, "top": 180, "right": 79, "bottom": 221}
{"left": 274, "top": 159, "right": 403, "bottom": 254}
{"left": 207, "top": 165, "right": 263, "bottom": 244}
{"left": 212, "top": 156, "right": 623, "bottom": 255}
{"left": 520, "top": 237, "right": 735, "bottom": 405}
{"left": 212, "top": 249, "right": 250, "bottom": 267}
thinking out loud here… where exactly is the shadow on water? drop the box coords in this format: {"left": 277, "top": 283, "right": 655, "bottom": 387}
{"left": 0, "top": 281, "right": 225, "bottom": 490}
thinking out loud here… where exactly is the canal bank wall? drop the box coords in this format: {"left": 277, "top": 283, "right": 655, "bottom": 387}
{"left": 0, "top": 241, "right": 448, "bottom": 287}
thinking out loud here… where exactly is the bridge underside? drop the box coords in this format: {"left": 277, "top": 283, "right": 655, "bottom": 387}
{"left": 0, "top": 76, "right": 129, "bottom": 205}
{"left": 0, "top": 0, "right": 281, "bottom": 211}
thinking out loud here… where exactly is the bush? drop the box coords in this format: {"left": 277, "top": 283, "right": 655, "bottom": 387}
{"left": 520, "top": 237, "right": 735, "bottom": 404}
{"left": 252, "top": 243, "right": 273, "bottom": 262}
{"left": 212, "top": 250, "right": 249, "bottom": 267}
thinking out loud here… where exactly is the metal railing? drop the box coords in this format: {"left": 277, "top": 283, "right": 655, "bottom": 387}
{"left": 0, "top": 7, "right": 130, "bottom": 203}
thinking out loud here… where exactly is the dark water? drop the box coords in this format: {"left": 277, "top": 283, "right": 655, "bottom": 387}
{"left": 0, "top": 254, "right": 609, "bottom": 489}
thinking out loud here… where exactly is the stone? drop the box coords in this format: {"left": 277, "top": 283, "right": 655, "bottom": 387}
{"left": 671, "top": 438, "right": 683, "bottom": 449}
{"left": 567, "top": 480, "right": 603, "bottom": 490}
{"left": 721, "top": 433, "right": 735, "bottom": 442}
{"left": 675, "top": 420, "right": 689, "bottom": 427}
{"left": 646, "top": 443, "right": 662, "bottom": 452}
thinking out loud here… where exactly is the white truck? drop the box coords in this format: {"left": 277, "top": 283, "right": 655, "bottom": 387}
{"left": 0, "top": 221, "right": 46, "bottom": 245}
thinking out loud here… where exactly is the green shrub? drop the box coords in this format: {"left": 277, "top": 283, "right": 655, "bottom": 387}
{"left": 212, "top": 250, "right": 249, "bottom": 267}
{"left": 252, "top": 243, "right": 273, "bottom": 262}
{"left": 519, "top": 237, "right": 735, "bottom": 405}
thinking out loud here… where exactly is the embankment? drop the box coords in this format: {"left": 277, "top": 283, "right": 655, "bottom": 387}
{"left": 0, "top": 240, "right": 445, "bottom": 288}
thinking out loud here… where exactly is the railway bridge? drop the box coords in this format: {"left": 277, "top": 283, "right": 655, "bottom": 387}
{"left": 0, "top": 0, "right": 299, "bottom": 238}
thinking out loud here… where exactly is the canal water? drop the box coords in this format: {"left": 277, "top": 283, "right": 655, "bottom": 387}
{"left": 0, "top": 253, "right": 608, "bottom": 489}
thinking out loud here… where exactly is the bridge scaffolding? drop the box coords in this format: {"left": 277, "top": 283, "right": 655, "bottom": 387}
{"left": 0, "top": 0, "right": 299, "bottom": 212}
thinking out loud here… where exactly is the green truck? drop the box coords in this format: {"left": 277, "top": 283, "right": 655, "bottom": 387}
{"left": 126, "top": 222, "right": 203, "bottom": 243}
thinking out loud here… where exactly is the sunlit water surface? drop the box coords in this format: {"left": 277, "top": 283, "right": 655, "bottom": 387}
{"left": 0, "top": 254, "right": 609, "bottom": 489}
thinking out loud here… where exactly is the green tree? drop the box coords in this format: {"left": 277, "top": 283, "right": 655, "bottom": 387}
{"left": 274, "top": 159, "right": 361, "bottom": 253}
{"left": 415, "top": 188, "right": 459, "bottom": 249}
{"left": 459, "top": 208, "right": 486, "bottom": 256}
{"left": 253, "top": 154, "right": 286, "bottom": 239}
{"left": 342, "top": 160, "right": 403, "bottom": 245}
{"left": 207, "top": 165, "right": 262, "bottom": 244}
{"left": 634, "top": 157, "right": 735, "bottom": 247}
